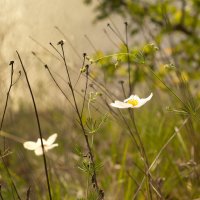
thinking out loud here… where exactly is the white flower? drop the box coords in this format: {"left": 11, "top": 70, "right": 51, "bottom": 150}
{"left": 23, "top": 133, "right": 58, "bottom": 156}
{"left": 110, "top": 93, "right": 153, "bottom": 109}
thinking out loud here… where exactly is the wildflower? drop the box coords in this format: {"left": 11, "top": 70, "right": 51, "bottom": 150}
{"left": 110, "top": 93, "right": 153, "bottom": 109}
{"left": 23, "top": 133, "right": 58, "bottom": 156}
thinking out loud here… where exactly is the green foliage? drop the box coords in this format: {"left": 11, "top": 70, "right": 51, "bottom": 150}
{"left": 86, "top": 113, "right": 108, "bottom": 135}
{"left": 1, "top": 0, "right": 200, "bottom": 199}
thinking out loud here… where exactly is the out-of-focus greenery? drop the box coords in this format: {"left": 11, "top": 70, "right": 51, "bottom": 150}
{"left": 85, "top": 0, "right": 200, "bottom": 87}
{"left": 0, "top": 0, "right": 200, "bottom": 199}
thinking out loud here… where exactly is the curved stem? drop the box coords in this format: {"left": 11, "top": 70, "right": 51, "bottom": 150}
{"left": 16, "top": 51, "right": 52, "bottom": 200}
{"left": 59, "top": 44, "right": 101, "bottom": 195}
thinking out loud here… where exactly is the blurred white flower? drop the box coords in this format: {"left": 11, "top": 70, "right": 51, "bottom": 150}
{"left": 110, "top": 93, "right": 153, "bottom": 109}
{"left": 23, "top": 133, "right": 58, "bottom": 156}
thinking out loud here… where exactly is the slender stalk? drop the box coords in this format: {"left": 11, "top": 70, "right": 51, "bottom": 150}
{"left": 44, "top": 64, "right": 74, "bottom": 109}
{"left": 16, "top": 51, "right": 52, "bottom": 200}
{"left": 0, "top": 61, "right": 14, "bottom": 151}
{"left": 119, "top": 80, "right": 126, "bottom": 98}
{"left": 0, "top": 154, "right": 21, "bottom": 200}
{"left": 130, "top": 112, "right": 153, "bottom": 200}
{"left": 125, "top": 22, "right": 152, "bottom": 198}
{"left": 54, "top": 26, "right": 82, "bottom": 60}
{"left": 124, "top": 22, "right": 132, "bottom": 95}
{"left": 118, "top": 110, "right": 142, "bottom": 157}
{"left": 59, "top": 43, "right": 101, "bottom": 196}
{"left": 84, "top": 35, "right": 97, "bottom": 52}
{"left": 133, "top": 118, "right": 188, "bottom": 199}
{"left": 126, "top": 170, "right": 147, "bottom": 199}
{"left": 103, "top": 28, "right": 119, "bottom": 48}
{"left": 29, "top": 36, "right": 60, "bottom": 61}
{"left": 80, "top": 54, "right": 88, "bottom": 118}
{"left": 81, "top": 66, "right": 89, "bottom": 119}
{"left": 49, "top": 42, "right": 63, "bottom": 58}
{"left": 107, "top": 23, "right": 125, "bottom": 44}
{"left": 0, "top": 61, "right": 22, "bottom": 199}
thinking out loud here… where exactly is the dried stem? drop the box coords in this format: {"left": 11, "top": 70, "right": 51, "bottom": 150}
{"left": 59, "top": 43, "right": 102, "bottom": 197}
{"left": 0, "top": 61, "right": 21, "bottom": 199}
{"left": 0, "top": 61, "right": 14, "bottom": 151}
{"left": 16, "top": 51, "right": 52, "bottom": 200}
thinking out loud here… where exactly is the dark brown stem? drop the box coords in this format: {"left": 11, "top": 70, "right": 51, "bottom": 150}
{"left": 59, "top": 44, "right": 101, "bottom": 195}
{"left": 16, "top": 51, "right": 52, "bottom": 200}
{"left": 0, "top": 61, "right": 22, "bottom": 199}
{"left": 0, "top": 62, "right": 14, "bottom": 151}
{"left": 119, "top": 80, "right": 126, "bottom": 98}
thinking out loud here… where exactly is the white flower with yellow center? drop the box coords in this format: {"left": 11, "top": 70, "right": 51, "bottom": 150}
{"left": 110, "top": 93, "right": 153, "bottom": 109}
{"left": 23, "top": 133, "right": 58, "bottom": 156}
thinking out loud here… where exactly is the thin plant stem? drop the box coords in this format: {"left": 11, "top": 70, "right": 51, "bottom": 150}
{"left": 118, "top": 110, "right": 142, "bottom": 156}
{"left": 45, "top": 66, "right": 104, "bottom": 116}
{"left": 29, "top": 36, "right": 60, "bottom": 61}
{"left": 119, "top": 81, "right": 126, "bottom": 98}
{"left": 44, "top": 64, "right": 74, "bottom": 109}
{"left": 94, "top": 52, "right": 188, "bottom": 109}
{"left": 124, "top": 22, "right": 132, "bottom": 95}
{"left": 0, "top": 61, "right": 22, "bottom": 199}
{"left": 132, "top": 118, "right": 188, "bottom": 199}
{"left": 49, "top": 42, "right": 63, "bottom": 59}
{"left": 149, "top": 118, "right": 188, "bottom": 172}
{"left": 16, "top": 51, "right": 52, "bottom": 200}
{"left": 54, "top": 26, "right": 82, "bottom": 60}
{"left": 0, "top": 61, "right": 14, "bottom": 151}
{"left": 107, "top": 23, "right": 125, "bottom": 44}
{"left": 80, "top": 54, "right": 88, "bottom": 118}
{"left": 103, "top": 29, "right": 119, "bottom": 48}
{"left": 0, "top": 155, "right": 22, "bottom": 200}
{"left": 126, "top": 170, "right": 147, "bottom": 199}
{"left": 84, "top": 35, "right": 98, "bottom": 52}
{"left": 125, "top": 22, "right": 152, "bottom": 198}
{"left": 130, "top": 111, "right": 153, "bottom": 200}
{"left": 148, "top": 67, "right": 188, "bottom": 108}
{"left": 59, "top": 43, "right": 101, "bottom": 195}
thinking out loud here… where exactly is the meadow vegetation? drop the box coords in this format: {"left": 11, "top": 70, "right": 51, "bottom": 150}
{"left": 0, "top": 0, "right": 200, "bottom": 199}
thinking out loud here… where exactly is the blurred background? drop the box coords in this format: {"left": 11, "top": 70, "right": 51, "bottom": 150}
{"left": 0, "top": 0, "right": 200, "bottom": 199}
{"left": 0, "top": 0, "right": 122, "bottom": 110}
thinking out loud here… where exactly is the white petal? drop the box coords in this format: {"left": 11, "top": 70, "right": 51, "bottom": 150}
{"left": 110, "top": 101, "right": 133, "bottom": 109}
{"left": 134, "top": 93, "right": 153, "bottom": 108}
{"left": 45, "top": 143, "right": 58, "bottom": 151}
{"left": 36, "top": 138, "right": 47, "bottom": 146}
{"left": 46, "top": 133, "right": 58, "bottom": 145}
{"left": 124, "top": 95, "right": 139, "bottom": 103}
{"left": 34, "top": 147, "right": 43, "bottom": 156}
{"left": 23, "top": 141, "right": 38, "bottom": 150}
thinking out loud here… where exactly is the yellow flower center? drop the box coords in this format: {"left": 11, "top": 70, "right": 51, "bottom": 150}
{"left": 127, "top": 99, "right": 139, "bottom": 107}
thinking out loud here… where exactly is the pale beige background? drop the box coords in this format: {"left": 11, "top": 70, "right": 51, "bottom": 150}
{"left": 0, "top": 1, "right": 123, "bottom": 110}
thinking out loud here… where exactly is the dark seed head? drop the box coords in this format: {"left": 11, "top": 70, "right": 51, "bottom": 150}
{"left": 9, "top": 61, "right": 14, "bottom": 65}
